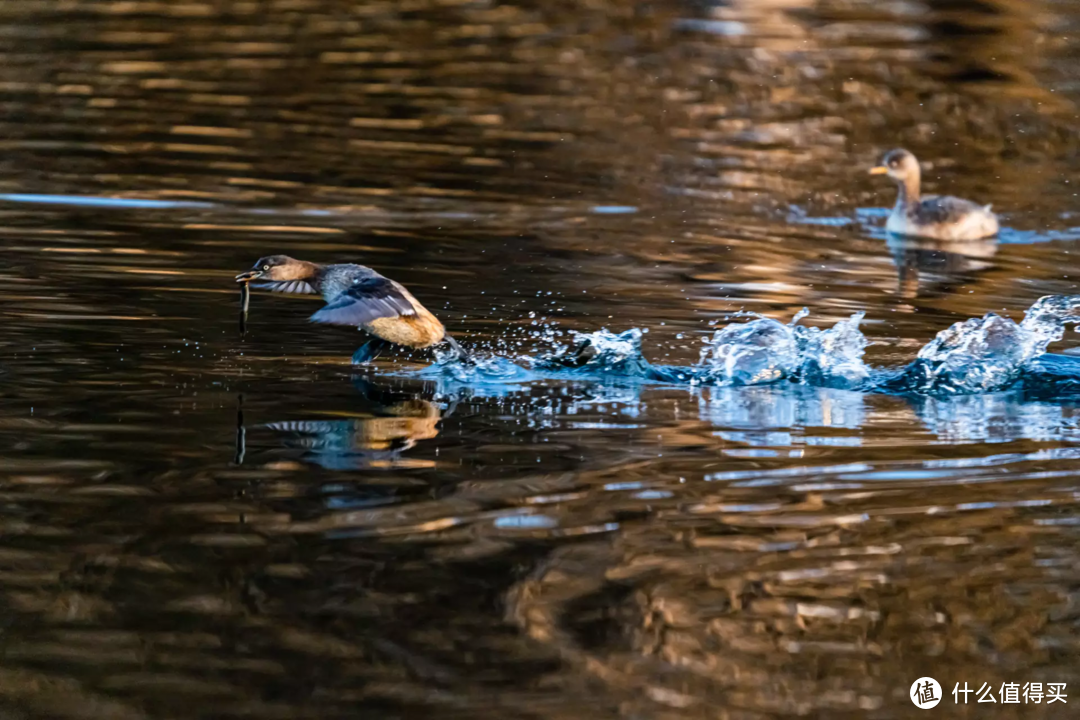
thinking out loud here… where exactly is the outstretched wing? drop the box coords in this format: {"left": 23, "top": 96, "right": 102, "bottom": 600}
{"left": 310, "top": 276, "right": 416, "bottom": 326}
{"left": 251, "top": 280, "right": 318, "bottom": 295}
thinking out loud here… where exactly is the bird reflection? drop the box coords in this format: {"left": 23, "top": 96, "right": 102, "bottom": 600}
{"left": 888, "top": 234, "right": 997, "bottom": 299}
{"left": 240, "top": 377, "right": 444, "bottom": 470}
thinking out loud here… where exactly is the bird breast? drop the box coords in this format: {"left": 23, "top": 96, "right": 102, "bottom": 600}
{"left": 364, "top": 311, "right": 446, "bottom": 348}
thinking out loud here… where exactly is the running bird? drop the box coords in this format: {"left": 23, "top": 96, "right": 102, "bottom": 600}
{"left": 235, "top": 255, "right": 468, "bottom": 364}
{"left": 870, "top": 149, "right": 999, "bottom": 241}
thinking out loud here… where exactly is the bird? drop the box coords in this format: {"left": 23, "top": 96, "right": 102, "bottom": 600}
{"left": 869, "top": 149, "right": 998, "bottom": 241}
{"left": 235, "top": 255, "right": 468, "bottom": 364}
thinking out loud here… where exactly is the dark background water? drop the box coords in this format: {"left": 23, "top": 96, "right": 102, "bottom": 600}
{"left": 2, "top": 1, "right": 1080, "bottom": 717}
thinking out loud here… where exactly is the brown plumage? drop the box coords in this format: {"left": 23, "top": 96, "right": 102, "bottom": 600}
{"left": 869, "top": 149, "right": 999, "bottom": 241}
{"left": 235, "top": 255, "right": 467, "bottom": 363}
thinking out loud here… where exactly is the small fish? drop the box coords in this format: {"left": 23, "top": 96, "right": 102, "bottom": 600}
{"left": 239, "top": 280, "right": 250, "bottom": 336}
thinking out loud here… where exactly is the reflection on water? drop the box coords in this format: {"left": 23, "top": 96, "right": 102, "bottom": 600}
{"left": 258, "top": 373, "right": 1080, "bottom": 461}
{"left": 3, "top": 0, "right": 1080, "bottom": 718}
{"left": 253, "top": 378, "right": 443, "bottom": 470}
{"left": 888, "top": 234, "right": 999, "bottom": 300}
{"left": 913, "top": 391, "right": 1080, "bottom": 444}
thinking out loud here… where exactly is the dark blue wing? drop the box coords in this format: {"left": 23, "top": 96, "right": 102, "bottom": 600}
{"left": 916, "top": 195, "right": 985, "bottom": 224}
{"left": 310, "top": 276, "right": 416, "bottom": 326}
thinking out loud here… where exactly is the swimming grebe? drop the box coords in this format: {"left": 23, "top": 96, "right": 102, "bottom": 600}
{"left": 870, "top": 149, "right": 998, "bottom": 241}
{"left": 236, "top": 255, "right": 467, "bottom": 364}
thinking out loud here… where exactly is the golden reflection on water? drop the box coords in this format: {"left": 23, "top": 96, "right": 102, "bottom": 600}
{"left": 0, "top": 0, "right": 1080, "bottom": 718}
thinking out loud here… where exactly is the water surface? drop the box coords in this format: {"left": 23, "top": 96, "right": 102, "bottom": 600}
{"left": 2, "top": 1, "right": 1080, "bottom": 718}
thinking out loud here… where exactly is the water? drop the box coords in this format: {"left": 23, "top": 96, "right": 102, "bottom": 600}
{"left": 3, "top": 0, "right": 1080, "bottom": 718}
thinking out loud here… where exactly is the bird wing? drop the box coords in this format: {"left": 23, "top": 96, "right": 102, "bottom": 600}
{"left": 916, "top": 195, "right": 987, "bottom": 224}
{"left": 251, "top": 280, "right": 318, "bottom": 295}
{"left": 309, "top": 276, "right": 417, "bottom": 326}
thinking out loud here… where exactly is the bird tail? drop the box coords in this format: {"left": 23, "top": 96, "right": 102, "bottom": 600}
{"left": 442, "top": 334, "right": 473, "bottom": 364}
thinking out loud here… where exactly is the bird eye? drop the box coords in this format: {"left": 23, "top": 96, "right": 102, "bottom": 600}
{"left": 263, "top": 265, "right": 270, "bottom": 270}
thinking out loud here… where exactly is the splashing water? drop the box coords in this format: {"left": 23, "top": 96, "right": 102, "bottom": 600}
{"left": 409, "top": 310, "right": 872, "bottom": 391}
{"left": 393, "top": 297, "right": 1080, "bottom": 398}
{"left": 895, "top": 295, "right": 1080, "bottom": 395}
{"left": 696, "top": 310, "right": 806, "bottom": 386}
{"left": 695, "top": 308, "right": 870, "bottom": 388}
{"left": 532, "top": 328, "right": 661, "bottom": 380}
{"left": 1020, "top": 295, "right": 1080, "bottom": 345}
{"left": 528, "top": 311, "right": 870, "bottom": 388}
{"left": 795, "top": 312, "right": 870, "bottom": 390}
{"left": 418, "top": 346, "right": 535, "bottom": 384}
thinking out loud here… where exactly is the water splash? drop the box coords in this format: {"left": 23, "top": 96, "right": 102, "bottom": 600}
{"left": 893, "top": 295, "right": 1080, "bottom": 395}
{"left": 696, "top": 310, "right": 806, "bottom": 386}
{"left": 390, "top": 297, "right": 1080, "bottom": 399}
{"left": 694, "top": 308, "right": 869, "bottom": 388}
{"left": 418, "top": 347, "right": 535, "bottom": 384}
{"left": 533, "top": 328, "right": 662, "bottom": 380}
{"left": 402, "top": 310, "right": 872, "bottom": 391}
{"left": 1020, "top": 295, "right": 1080, "bottom": 345}
{"left": 795, "top": 312, "right": 870, "bottom": 390}
{"left": 1022, "top": 353, "right": 1080, "bottom": 398}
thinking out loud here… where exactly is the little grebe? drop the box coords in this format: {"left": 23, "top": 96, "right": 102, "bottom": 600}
{"left": 236, "top": 255, "right": 467, "bottom": 364}
{"left": 870, "top": 149, "right": 999, "bottom": 241}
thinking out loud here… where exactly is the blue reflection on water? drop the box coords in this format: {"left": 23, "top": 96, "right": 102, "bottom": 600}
{"left": 0, "top": 193, "right": 216, "bottom": 209}
{"left": 590, "top": 205, "right": 639, "bottom": 214}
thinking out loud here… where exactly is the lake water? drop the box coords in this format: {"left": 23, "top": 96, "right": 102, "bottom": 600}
{"left": 1, "top": 1, "right": 1080, "bottom": 717}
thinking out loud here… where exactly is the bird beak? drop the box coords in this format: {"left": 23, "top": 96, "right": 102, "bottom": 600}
{"left": 869, "top": 166, "right": 889, "bottom": 175}
{"left": 235, "top": 270, "right": 263, "bottom": 283}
